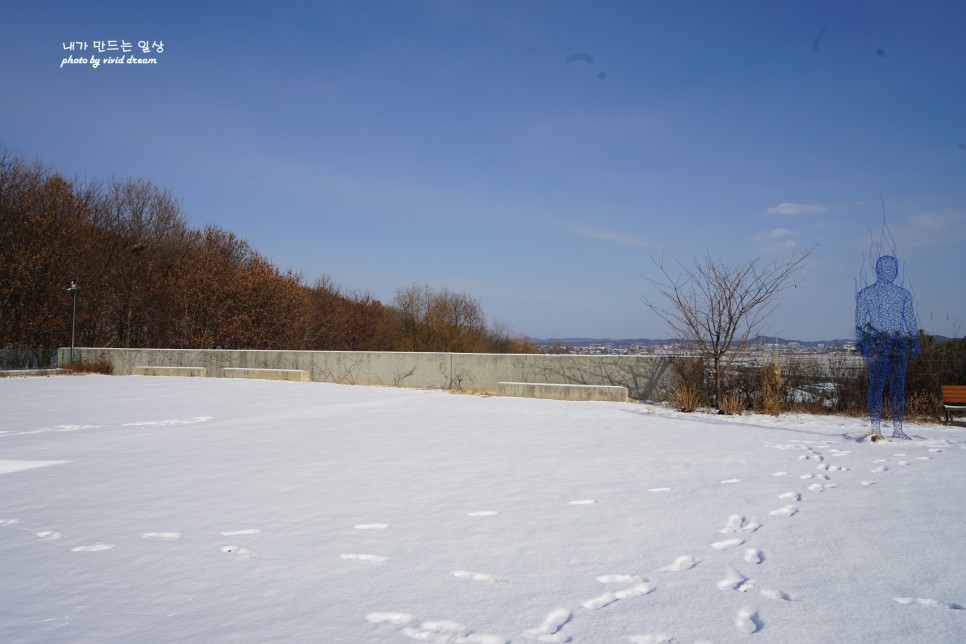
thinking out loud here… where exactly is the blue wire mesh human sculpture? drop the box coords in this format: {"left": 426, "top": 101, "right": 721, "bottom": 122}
{"left": 855, "top": 255, "right": 920, "bottom": 440}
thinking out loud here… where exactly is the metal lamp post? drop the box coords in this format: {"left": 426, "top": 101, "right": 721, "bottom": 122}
{"left": 67, "top": 281, "right": 78, "bottom": 363}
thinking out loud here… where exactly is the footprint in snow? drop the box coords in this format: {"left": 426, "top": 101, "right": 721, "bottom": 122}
{"left": 861, "top": 480, "right": 878, "bottom": 486}
{"left": 871, "top": 466, "right": 889, "bottom": 474}
{"left": 734, "top": 606, "right": 761, "bottom": 634}
{"left": 0, "top": 518, "right": 21, "bottom": 526}
{"left": 658, "top": 555, "right": 699, "bottom": 572}
{"left": 716, "top": 568, "right": 748, "bottom": 592}
{"left": 778, "top": 492, "right": 801, "bottom": 501}
{"left": 597, "top": 574, "right": 644, "bottom": 584}
{"left": 408, "top": 619, "right": 507, "bottom": 644}
{"left": 894, "top": 597, "right": 963, "bottom": 610}
{"left": 711, "top": 538, "right": 744, "bottom": 550}
{"left": 142, "top": 532, "right": 181, "bottom": 540}
{"left": 339, "top": 553, "right": 386, "bottom": 563}
{"left": 720, "top": 514, "right": 760, "bottom": 534}
{"left": 769, "top": 505, "right": 798, "bottom": 517}
{"left": 36, "top": 530, "right": 63, "bottom": 540}
{"left": 806, "top": 482, "right": 837, "bottom": 493}
{"left": 222, "top": 546, "right": 254, "bottom": 558}
{"left": 744, "top": 548, "right": 764, "bottom": 565}
{"left": 581, "top": 582, "right": 654, "bottom": 610}
{"left": 522, "top": 608, "right": 571, "bottom": 643}
{"left": 367, "top": 612, "right": 415, "bottom": 626}
{"left": 626, "top": 635, "right": 672, "bottom": 644}
{"left": 71, "top": 543, "right": 114, "bottom": 552}
{"left": 452, "top": 570, "right": 506, "bottom": 583}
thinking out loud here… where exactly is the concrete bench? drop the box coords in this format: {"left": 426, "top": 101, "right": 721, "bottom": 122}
{"left": 496, "top": 381, "right": 628, "bottom": 403}
{"left": 222, "top": 368, "right": 310, "bottom": 382}
{"left": 132, "top": 366, "right": 207, "bottom": 377}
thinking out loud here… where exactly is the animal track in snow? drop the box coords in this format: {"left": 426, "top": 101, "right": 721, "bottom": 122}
{"left": 142, "top": 532, "right": 181, "bottom": 540}
{"left": 778, "top": 492, "right": 801, "bottom": 501}
{"left": 339, "top": 553, "right": 386, "bottom": 563}
{"left": 734, "top": 606, "right": 761, "bottom": 634}
{"left": 894, "top": 597, "right": 963, "bottom": 609}
{"left": 71, "top": 543, "right": 113, "bottom": 552}
{"left": 871, "top": 466, "right": 889, "bottom": 474}
{"left": 772, "top": 471, "right": 789, "bottom": 477}
{"left": 861, "top": 480, "right": 878, "bottom": 486}
{"left": 522, "top": 608, "right": 571, "bottom": 643}
{"left": 769, "top": 505, "right": 798, "bottom": 517}
{"left": 720, "top": 514, "right": 760, "bottom": 534}
{"left": 581, "top": 582, "right": 654, "bottom": 610}
{"left": 711, "top": 538, "right": 744, "bottom": 550}
{"left": 658, "top": 555, "right": 698, "bottom": 572}
{"left": 36, "top": 530, "right": 63, "bottom": 540}
{"left": 452, "top": 570, "right": 505, "bottom": 583}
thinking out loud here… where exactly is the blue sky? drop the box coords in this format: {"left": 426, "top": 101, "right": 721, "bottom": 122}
{"left": 3, "top": 1, "right": 964, "bottom": 340}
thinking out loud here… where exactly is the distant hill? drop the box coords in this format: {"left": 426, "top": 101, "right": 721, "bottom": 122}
{"left": 530, "top": 336, "right": 855, "bottom": 348}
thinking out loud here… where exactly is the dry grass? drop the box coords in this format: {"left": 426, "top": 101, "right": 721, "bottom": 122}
{"left": 668, "top": 379, "right": 705, "bottom": 413}
{"left": 64, "top": 358, "right": 114, "bottom": 375}
{"left": 717, "top": 390, "right": 746, "bottom": 415}
{"left": 758, "top": 361, "right": 786, "bottom": 415}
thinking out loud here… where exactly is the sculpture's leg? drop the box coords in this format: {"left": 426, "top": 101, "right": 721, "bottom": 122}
{"left": 890, "top": 341, "right": 911, "bottom": 440}
{"left": 866, "top": 351, "right": 885, "bottom": 439}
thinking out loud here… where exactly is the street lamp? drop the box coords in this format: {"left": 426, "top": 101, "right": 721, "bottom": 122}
{"left": 67, "top": 281, "right": 78, "bottom": 363}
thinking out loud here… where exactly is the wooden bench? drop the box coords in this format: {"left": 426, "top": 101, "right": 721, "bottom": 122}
{"left": 942, "top": 385, "right": 966, "bottom": 425}
{"left": 132, "top": 366, "right": 207, "bottom": 377}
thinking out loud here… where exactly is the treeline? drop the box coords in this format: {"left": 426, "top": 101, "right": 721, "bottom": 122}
{"left": 0, "top": 148, "right": 536, "bottom": 355}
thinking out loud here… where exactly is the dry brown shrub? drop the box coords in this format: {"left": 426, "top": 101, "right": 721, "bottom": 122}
{"left": 758, "top": 361, "right": 786, "bottom": 415}
{"left": 668, "top": 379, "right": 705, "bottom": 412}
{"left": 718, "top": 390, "right": 746, "bottom": 415}
{"left": 65, "top": 357, "right": 114, "bottom": 375}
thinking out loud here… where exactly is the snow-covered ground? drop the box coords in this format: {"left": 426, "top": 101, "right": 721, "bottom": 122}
{"left": 1, "top": 375, "right": 964, "bottom": 643}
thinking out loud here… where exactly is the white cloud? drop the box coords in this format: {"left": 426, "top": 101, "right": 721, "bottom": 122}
{"left": 766, "top": 202, "right": 829, "bottom": 216}
{"left": 574, "top": 225, "right": 655, "bottom": 248}
{"left": 906, "top": 210, "right": 966, "bottom": 232}
{"left": 752, "top": 227, "right": 798, "bottom": 242}
{"left": 763, "top": 239, "right": 798, "bottom": 253}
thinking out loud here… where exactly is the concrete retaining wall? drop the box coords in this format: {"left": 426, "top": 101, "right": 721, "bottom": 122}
{"left": 57, "top": 347, "right": 674, "bottom": 401}
{"left": 496, "top": 381, "right": 629, "bottom": 402}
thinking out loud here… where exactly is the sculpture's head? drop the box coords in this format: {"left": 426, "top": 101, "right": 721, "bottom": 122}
{"left": 875, "top": 255, "right": 899, "bottom": 283}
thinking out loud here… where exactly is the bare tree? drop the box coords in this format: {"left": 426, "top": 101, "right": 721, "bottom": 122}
{"left": 643, "top": 249, "right": 814, "bottom": 409}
